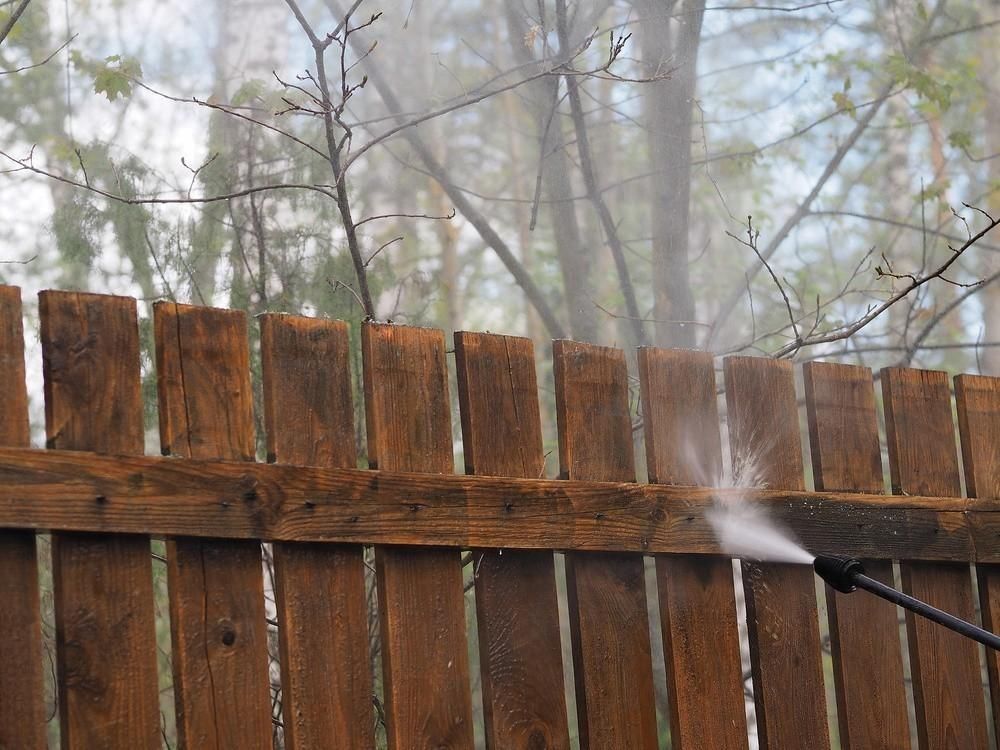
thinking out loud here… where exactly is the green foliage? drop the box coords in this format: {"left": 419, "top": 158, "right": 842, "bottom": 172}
{"left": 832, "top": 77, "right": 856, "bottom": 118}
{"left": 918, "top": 179, "right": 951, "bottom": 203}
{"left": 70, "top": 51, "right": 143, "bottom": 101}
{"left": 885, "top": 54, "right": 953, "bottom": 111}
{"left": 948, "top": 129, "right": 973, "bottom": 151}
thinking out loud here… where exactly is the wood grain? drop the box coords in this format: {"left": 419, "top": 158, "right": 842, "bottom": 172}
{"left": 261, "top": 314, "right": 373, "bottom": 749}
{"left": 154, "top": 301, "right": 272, "bottom": 749}
{"left": 803, "top": 361, "right": 910, "bottom": 750}
{"left": 882, "top": 367, "right": 989, "bottom": 750}
{"left": 956, "top": 374, "right": 1000, "bottom": 736}
{"left": 40, "top": 290, "right": 160, "bottom": 749}
{"left": 638, "top": 347, "right": 748, "bottom": 750}
{"left": 362, "top": 322, "right": 474, "bottom": 750}
{"left": 723, "top": 356, "right": 829, "bottom": 750}
{"left": 0, "top": 285, "right": 46, "bottom": 750}
{"left": 454, "top": 331, "right": 569, "bottom": 750}
{"left": 3, "top": 447, "right": 1000, "bottom": 558}
{"left": 553, "top": 339, "right": 658, "bottom": 750}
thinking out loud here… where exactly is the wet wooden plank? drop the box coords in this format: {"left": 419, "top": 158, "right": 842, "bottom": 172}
{"left": 0, "top": 285, "right": 46, "bottom": 749}
{"left": 154, "top": 301, "right": 271, "bottom": 749}
{"left": 638, "top": 347, "right": 748, "bottom": 750}
{"left": 362, "top": 322, "right": 474, "bottom": 750}
{"left": 882, "top": 367, "right": 989, "bottom": 749}
{"left": 455, "top": 331, "right": 569, "bottom": 749}
{"left": 803, "top": 361, "right": 910, "bottom": 750}
{"left": 40, "top": 291, "right": 160, "bottom": 749}
{"left": 553, "top": 339, "right": 658, "bottom": 750}
{"left": 723, "top": 356, "right": 829, "bottom": 750}
{"left": 956, "top": 374, "right": 1000, "bottom": 738}
{"left": 260, "top": 313, "right": 374, "bottom": 749}
{"left": 3, "top": 447, "right": 1000, "bottom": 559}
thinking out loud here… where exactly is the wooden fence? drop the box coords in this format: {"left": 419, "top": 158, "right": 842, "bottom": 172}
{"left": 0, "top": 285, "right": 997, "bottom": 749}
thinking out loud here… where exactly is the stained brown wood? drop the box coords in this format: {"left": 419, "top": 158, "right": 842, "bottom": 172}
{"left": 0, "top": 288, "right": 30, "bottom": 448}
{"left": 362, "top": 322, "right": 474, "bottom": 750}
{"left": 154, "top": 301, "right": 271, "bottom": 749}
{"left": 4, "top": 446, "right": 1000, "bottom": 559}
{"left": 882, "top": 367, "right": 989, "bottom": 750}
{"left": 454, "top": 331, "right": 569, "bottom": 750}
{"left": 955, "top": 374, "right": 1000, "bottom": 736}
{"left": 553, "top": 339, "right": 658, "bottom": 750}
{"left": 723, "top": 356, "right": 829, "bottom": 750}
{"left": 638, "top": 347, "right": 748, "bottom": 750}
{"left": 260, "top": 313, "right": 374, "bottom": 749}
{"left": 803, "top": 361, "right": 910, "bottom": 750}
{"left": 40, "top": 290, "right": 160, "bottom": 749}
{"left": 0, "top": 286, "right": 46, "bottom": 749}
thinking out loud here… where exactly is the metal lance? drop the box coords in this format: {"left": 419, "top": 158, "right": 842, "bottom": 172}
{"left": 813, "top": 554, "right": 1000, "bottom": 652}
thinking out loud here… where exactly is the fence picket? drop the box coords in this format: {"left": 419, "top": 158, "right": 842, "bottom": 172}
{"left": 260, "top": 313, "right": 374, "bottom": 749}
{"left": 154, "top": 301, "right": 272, "bottom": 749}
{"left": 637, "top": 347, "right": 748, "bottom": 750}
{"left": 955, "top": 374, "right": 1000, "bottom": 736}
{"left": 553, "top": 339, "right": 658, "bottom": 750}
{"left": 0, "top": 286, "right": 45, "bottom": 749}
{"left": 723, "top": 356, "right": 830, "bottom": 750}
{"left": 362, "top": 322, "right": 474, "bottom": 750}
{"left": 803, "top": 361, "right": 910, "bottom": 750}
{"left": 882, "top": 367, "right": 990, "bottom": 748}
{"left": 40, "top": 291, "right": 160, "bottom": 749}
{"left": 454, "top": 331, "right": 570, "bottom": 749}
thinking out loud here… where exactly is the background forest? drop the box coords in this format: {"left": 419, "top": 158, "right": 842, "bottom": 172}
{"left": 2, "top": 0, "right": 999, "bottom": 747}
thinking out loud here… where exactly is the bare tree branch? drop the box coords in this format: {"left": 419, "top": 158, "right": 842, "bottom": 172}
{"left": 326, "top": 0, "right": 566, "bottom": 338}
{"left": 769, "top": 207, "right": 1000, "bottom": 358}
{"left": 556, "top": 0, "right": 646, "bottom": 344}
{"left": 0, "top": 0, "right": 30, "bottom": 48}
{"left": 0, "top": 147, "right": 338, "bottom": 203}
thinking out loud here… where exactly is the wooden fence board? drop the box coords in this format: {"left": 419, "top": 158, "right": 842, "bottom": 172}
{"left": 637, "top": 347, "right": 748, "bottom": 750}
{"left": 5, "top": 447, "right": 1000, "bottom": 559}
{"left": 882, "top": 367, "right": 989, "bottom": 749}
{"left": 803, "top": 361, "right": 910, "bottom": 750}
{"left": 40, "top": 290, "right": 160, "bottom": 749}
{"left": 454, "top": 331, "right": 569, "bottom": 750}
{"left": 154, "top": 301, "right": 272, "bottom": 749}
{"left": 955, "top": 374, "right": 1000, "bottom": 736}
{"left": 0, "top": 285, "right": 46, "bottom": 749}
{"left": 553, "top": 339, "right": 658, "bottom": 750}
{"left": 260, "top": 314, "right": 373, "bottom": 749}
{"left": 723, "top": 356, "right": 829, "bottom": 750}
{"left": 362, "top": 322, "right": 474, "bottom": 750}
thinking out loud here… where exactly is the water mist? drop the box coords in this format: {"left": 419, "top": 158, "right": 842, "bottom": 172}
{"left": 701, "top": 443, "right": 814, "bottom": 565}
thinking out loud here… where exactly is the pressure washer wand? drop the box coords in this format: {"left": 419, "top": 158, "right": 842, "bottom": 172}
{"left": 813, "top": 554, "right": 1000, "bottom": 652}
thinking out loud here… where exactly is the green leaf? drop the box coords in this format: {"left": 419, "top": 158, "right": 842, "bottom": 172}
{"left": 91, "top": 55, "right": 143, "bottom": 102}
{"left": 832, "top": 90, "right": 856, "bottom": 117}
{"left": 948, "top": 130, "right": 972, "bottom": 151}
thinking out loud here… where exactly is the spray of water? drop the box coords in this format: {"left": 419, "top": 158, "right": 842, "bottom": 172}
{"left": 697, "top": 443, "right": 814, "bottom": 565}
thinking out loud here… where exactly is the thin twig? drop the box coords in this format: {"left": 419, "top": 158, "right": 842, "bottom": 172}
{"left": 770, "top": 207, "right": 1000, "bottom": 358}
{"left": 0, "top": 0, "right": 31, "bottom": 48}
{"left": 355, "top": 208, "right": 455, "bottom": 228}
{"left": 728, "top": 215, "right": 800, "bottom": 344}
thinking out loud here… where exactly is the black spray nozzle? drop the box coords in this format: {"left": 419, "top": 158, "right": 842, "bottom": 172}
{"left": 813, "top": 554, "right": 865, "bottom": 593}
{"left": 812, "top": 553, "right": 1000, "bottom": 652}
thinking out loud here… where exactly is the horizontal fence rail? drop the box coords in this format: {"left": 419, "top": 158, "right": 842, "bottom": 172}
{"left": 0, "top": 448, "right": 998, "bottom": 560}
{"left": 0, "top": 284, "right": 998, "bottom": 750}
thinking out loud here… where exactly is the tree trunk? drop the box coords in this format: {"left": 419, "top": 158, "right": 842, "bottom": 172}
{"left": 503, "top": 1, "right": 598, "bottom": 342}
{"left": 983, "top": 27, "right": 1000, "bottom": 375}
{"left": 637, "top": 0, "right": 705, "bottom": 349}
